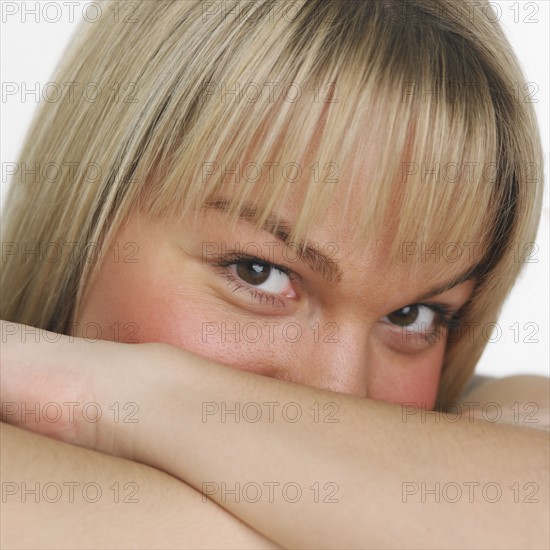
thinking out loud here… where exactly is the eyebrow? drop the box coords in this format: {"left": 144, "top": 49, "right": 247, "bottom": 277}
{"left": 412, "top": 264, "right": 480, "bottom": 303}
{"left": 202, "top": 198, "right": 343, "bottom": 283}
{"left": 202, "top": 198, "right": 480, "bottom": 299}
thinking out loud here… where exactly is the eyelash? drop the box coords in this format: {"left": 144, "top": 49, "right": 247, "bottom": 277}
{"left": 411, "top": 303, "right": 463, "bottom": 344}
{"left": 212, "top": 253, "right": 295, "bottom": 307}
{"left": 210, "top": 253, "right": 464, "bottom": 336}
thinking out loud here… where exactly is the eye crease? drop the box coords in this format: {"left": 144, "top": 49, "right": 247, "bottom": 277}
{"left": 230, "top": 258, "right": 295, "bottom": 298}
{"left": 212, "top": 253, "right": 297, "bottom": 306}
{"left": 381, "top": 303, "right": 460, "bottom": 335}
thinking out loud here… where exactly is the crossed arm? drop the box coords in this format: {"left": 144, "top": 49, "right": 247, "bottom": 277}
{"left": 1, "top": 423, "right": 281, "bottom": 549}
{"left": 1, "top": 321, "right": 549, "bottom": 549}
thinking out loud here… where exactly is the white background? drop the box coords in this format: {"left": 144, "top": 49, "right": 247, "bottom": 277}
{"left": 1, "top": 1, "right": 548, "bottom": 378}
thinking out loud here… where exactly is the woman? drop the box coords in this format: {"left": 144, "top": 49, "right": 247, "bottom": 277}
{"left": 1, "top": 0, "right": 548, "bottom": 548}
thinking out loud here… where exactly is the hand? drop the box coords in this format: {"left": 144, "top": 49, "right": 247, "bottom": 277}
{"left": 0, "top": 320, "right": 202, "bottom": 459}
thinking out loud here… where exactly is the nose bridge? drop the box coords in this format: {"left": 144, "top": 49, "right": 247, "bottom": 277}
{"left": 290, "top": 320, "right": 371, "bottom": 398}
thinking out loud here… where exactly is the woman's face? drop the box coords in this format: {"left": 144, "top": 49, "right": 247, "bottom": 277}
{"left": 75, "top": 143, "right": 479, "bottom": 408}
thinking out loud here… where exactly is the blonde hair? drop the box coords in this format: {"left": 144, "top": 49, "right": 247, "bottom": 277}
{"left": 1, "top": 0, "right": 544, "bottom": 404}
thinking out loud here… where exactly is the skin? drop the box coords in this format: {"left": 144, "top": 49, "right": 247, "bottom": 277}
{"left": 73, "top": 205, "right": 476, "bottom": 409}
{"left": 1, "top": 327, "right": 548, "bottom": 549}
{"left": 0, "top": 423, "right": 281, "bottom": 550}
{"left": 74, "top": 115, "right": 481, "bottom": 407}
{"left": 4, "top": 195, "right": 547, "bottom": 548}
{"left": 1, "top": 125, "right": 547, "bottom": 548}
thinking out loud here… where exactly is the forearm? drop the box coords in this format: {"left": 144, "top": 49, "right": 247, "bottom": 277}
{"left": 2, "top": 323, "right": 548, "bottom": 549}
{"left": 0, "top": 423, "right": 280, "bottom": 550}
{"left": 124, "top": 345, "right": 549, "bottom": 550}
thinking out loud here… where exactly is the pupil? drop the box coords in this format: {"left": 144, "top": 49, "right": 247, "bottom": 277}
{"left": 387, "top": 305, "right": 419, "bottom": 326}
{"left": 236, "top": 261, "right": 270, "bottom": 285}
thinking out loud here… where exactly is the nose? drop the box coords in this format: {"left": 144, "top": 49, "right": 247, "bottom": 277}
{"left": 275, "top": 322, "right": 370, "bottom": 398}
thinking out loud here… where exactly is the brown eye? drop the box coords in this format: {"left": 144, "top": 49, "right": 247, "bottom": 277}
{"left": 235, "top": 261, "right": 271, "bottom": 285}
{"left": 225, "top": 258, "right": 296, "bottom": 299}
{"left": 386, "top": 305, "right": 419, "bottom": 326}
{"left": 382, "top": 304, "right": 438, "bottom": 331}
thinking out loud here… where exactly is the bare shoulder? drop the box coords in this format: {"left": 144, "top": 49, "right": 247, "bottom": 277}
{"left": 459, "top": 375, "right": 550, "bottom": 429}
{"left": 462, "top": 374, "right": 550, "bottom": 404}
{"left": 0, "top": 423, "right": 280, "bottom": 550}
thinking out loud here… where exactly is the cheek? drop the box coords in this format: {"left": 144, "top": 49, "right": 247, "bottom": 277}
{"left": 75, "top": 253, "right": 283, "bottom": 377}
{"left": 76, "top": 238, "right": 445, "bottom": 406}
{"left": 365, "top": 344, "right": 445, "bottom": 409}
{"left": 130, "top": 297, "right": 283, "bottom": 377}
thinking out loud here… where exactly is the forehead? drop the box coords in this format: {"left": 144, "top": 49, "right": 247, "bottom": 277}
{"left": 180, "top": 67, "right": 497, "bottom": 298}
{"left": 199, "top": 95, "right": 494, "bottom": 297}
{"left": 203, "top": 137, "right": 485, "bottom": 306}
{"left": 237, "top": 111, "right": 486, "bottom": 248}
{"left": 145, "top": 0, "right": 505, "bottom": 297}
